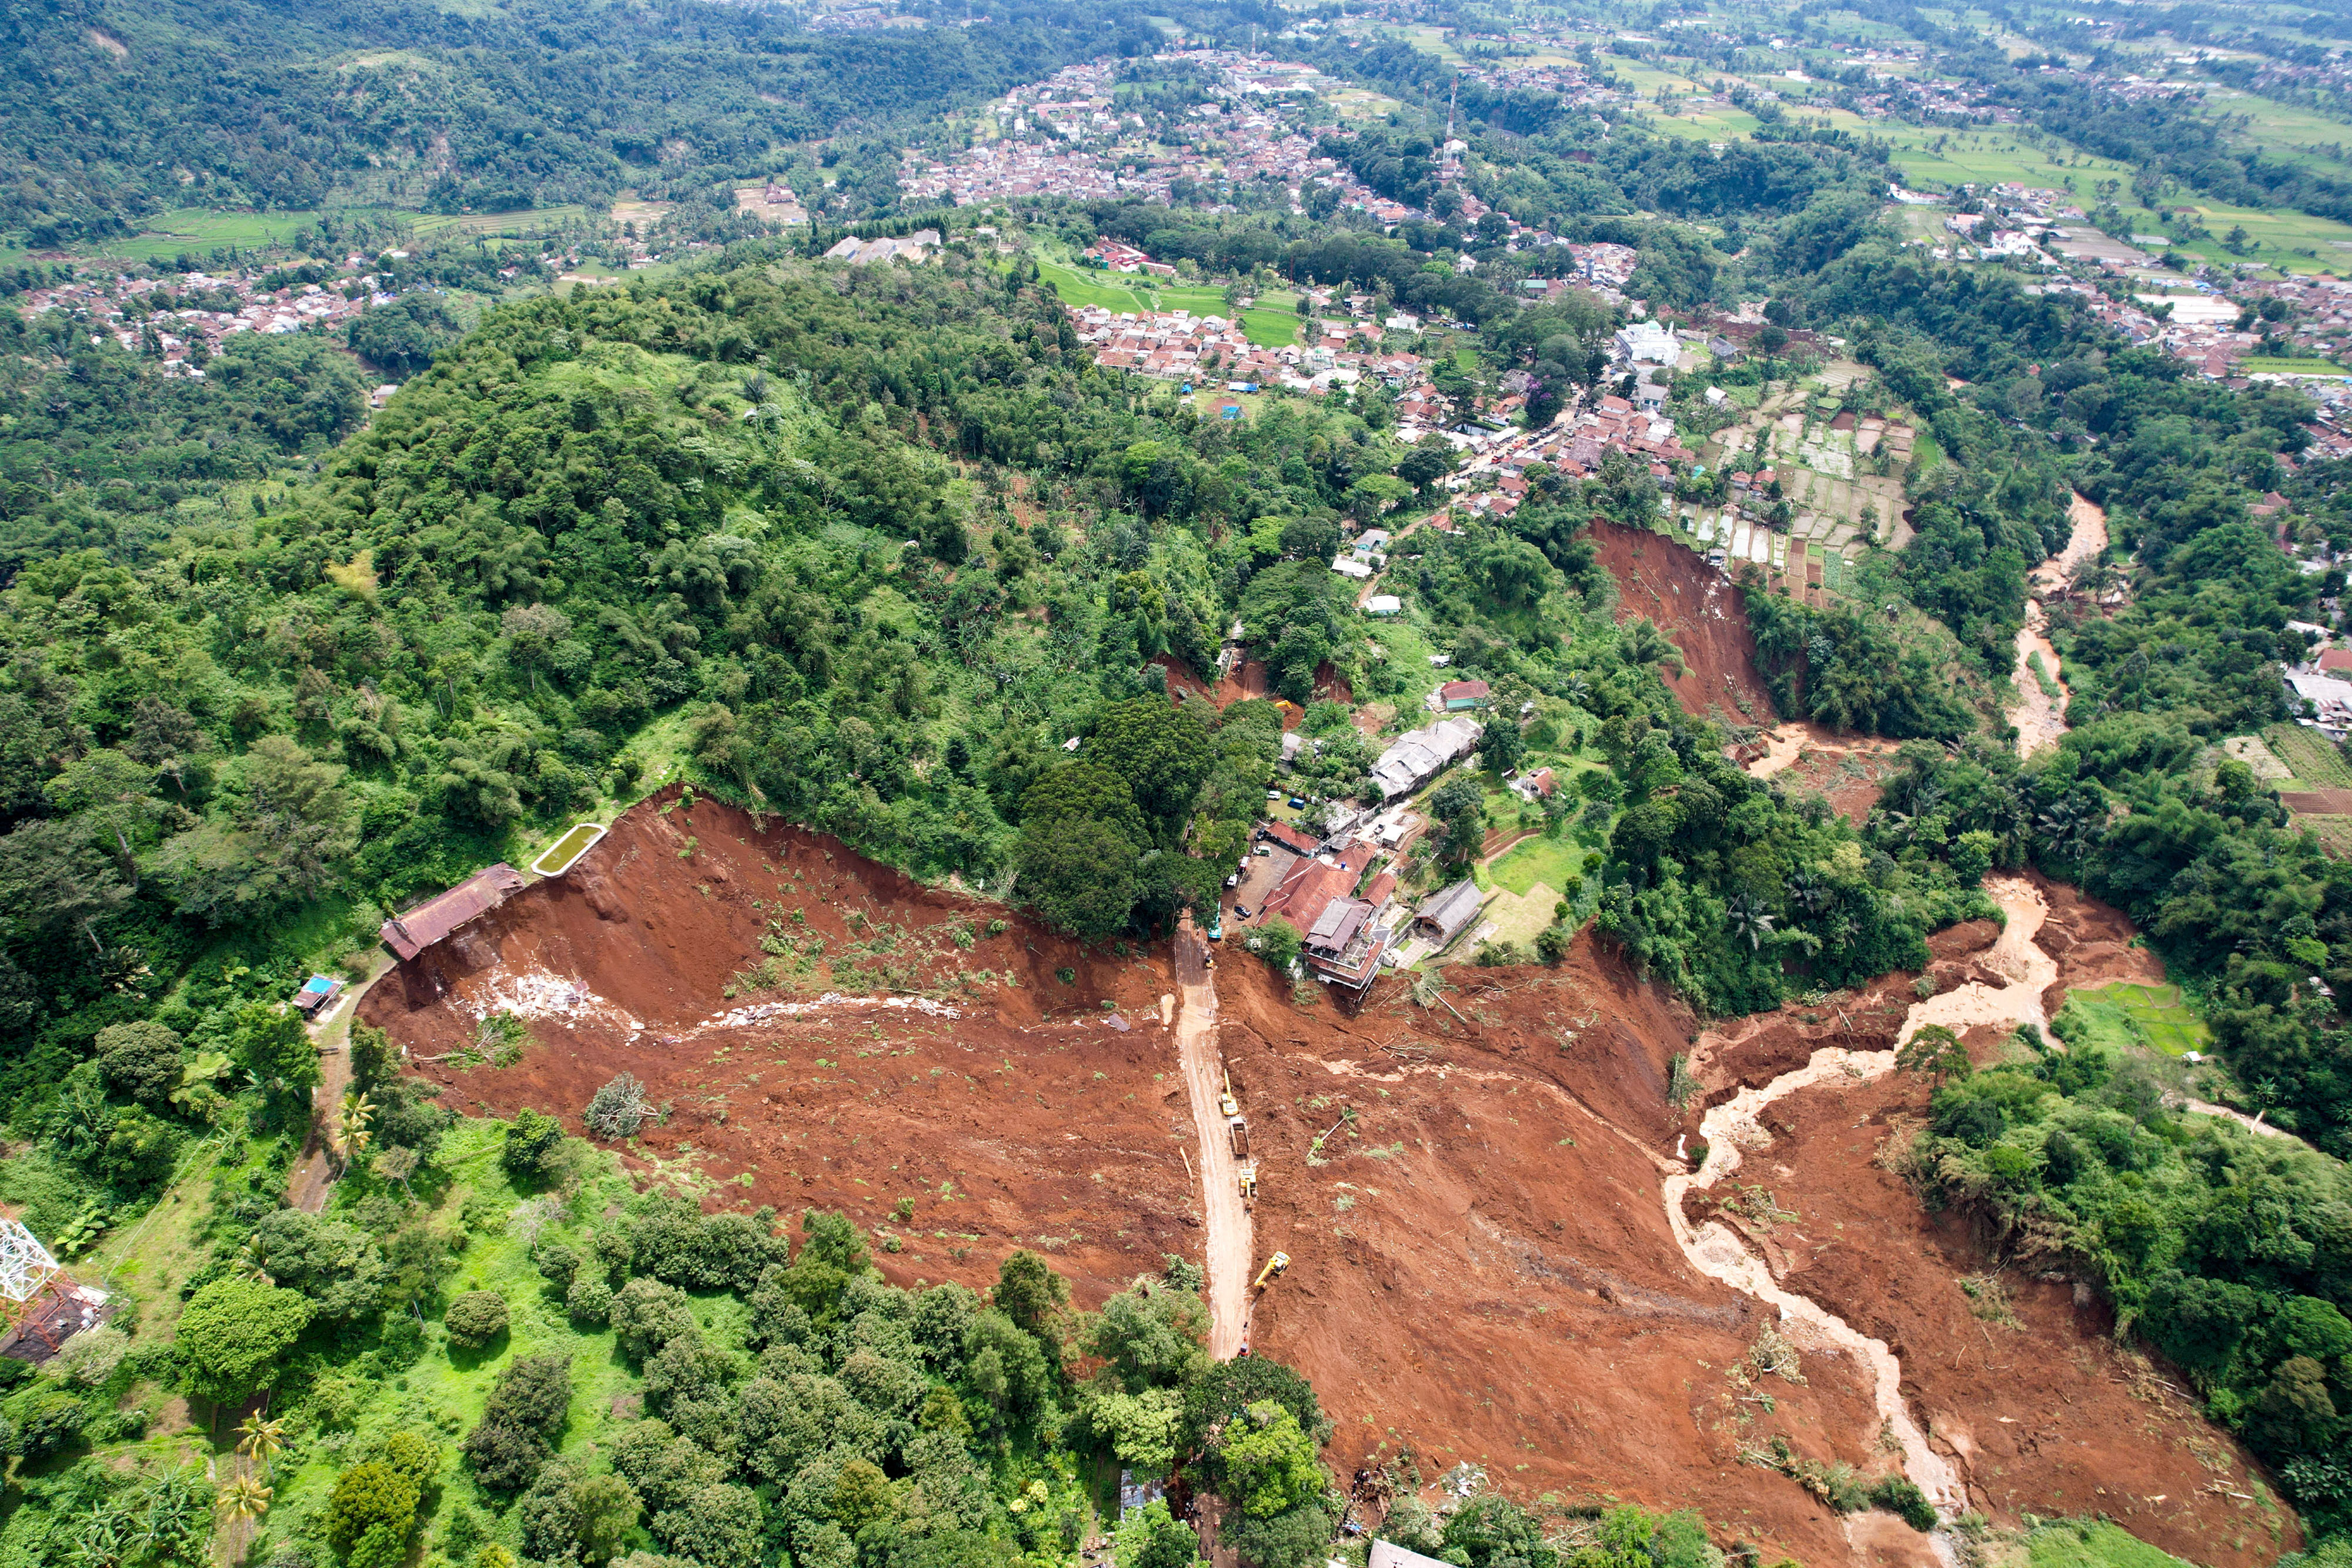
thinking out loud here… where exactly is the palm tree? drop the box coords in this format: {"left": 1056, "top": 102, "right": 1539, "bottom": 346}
{"left": 236, "top": 1413, "right": 288, "bottom": 1472}
{"left": 1617, "top": 618, "right": 1686, "bottom": 678}
{"left": 1726, "top": 894, "right": 1778, "bottom": 952}
{"left": 233, "top": 1234, "right": 274, "bottom": 1286}
{"left": 338, "top": 1089, "right": 375, "bottom": 1164}
{"left": 215, "top": 1475, "right": 272, "bottom": 1527}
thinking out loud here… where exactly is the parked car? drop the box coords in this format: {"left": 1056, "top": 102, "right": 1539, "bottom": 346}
{"left": 1234, "top": 905, "right": 1252, "bottom": 918}
{"left": 1287, "top": 795, "right": 1307, "bottom": 809}
{"left": 1266, "top": 788, "right": 1282, "bottom": 800}
{"left": 1225, "top": 873, "right": 1240, "bottom": 888}
{"left": 1254, "top": 845, "right": 1272, "bottom": 856}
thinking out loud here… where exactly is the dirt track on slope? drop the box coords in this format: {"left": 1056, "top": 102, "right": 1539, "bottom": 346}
{"left": 1172, "top": 916, "right": 1251, "bottom": 1357}
{"left": 360, "top": 794, "right": 2293, "bottom": 1568}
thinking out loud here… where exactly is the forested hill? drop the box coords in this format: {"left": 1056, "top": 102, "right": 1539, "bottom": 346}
{"left": 0, "top": 0, "right": 1171, "bottom": 245}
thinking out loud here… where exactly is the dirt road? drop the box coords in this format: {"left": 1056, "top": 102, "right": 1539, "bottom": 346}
{"left": 286, "top": 955, "right": 392, "bottom": 1212}
{"left": 1174, "top": 915, "right": 1251, "bottom": 1358}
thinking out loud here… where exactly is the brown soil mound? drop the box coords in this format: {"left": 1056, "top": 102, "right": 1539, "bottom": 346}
{"left": 363, "top": 793, "right": 2278, "bottom": 1567}
{"left": 1740, "top": 723, "right": 1902, "bottom": 825}
{"left": 1591, "top": 520, "right": 1776, "bottom": 725}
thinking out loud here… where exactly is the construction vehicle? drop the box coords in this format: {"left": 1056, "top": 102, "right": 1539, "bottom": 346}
{"left": 1251, "top": 1252, "right": 1290, "bottom": 1292}
{"left": 1218, "top": 1072, "right": 1240, "bottom": 1121}
{"left": 1222, "top": 1071, "right": 1249, "bottom": 1157}
{"left": 1238, "top": 1162, "right": 1258, "bottom": 1205}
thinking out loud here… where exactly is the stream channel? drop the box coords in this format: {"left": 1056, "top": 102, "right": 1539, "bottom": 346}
{"left": 1663, "top": 877, "right": 2065, "bottom": 1546}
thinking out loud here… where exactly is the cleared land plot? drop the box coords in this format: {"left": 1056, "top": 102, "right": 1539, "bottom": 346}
{"left": 411, "top": 203, "right": 592, "bottom": 238}
{"left": 42, "top": 206, "right": 328, "bottom": 262}
{"left": 2060, "top": 982, "right": 2213, "bottom": 1059}
{"left": 1488, "top": 834, "right": 1584, "bottom": 898}
{"left": 1037, "top": 260, "right": 1300, "bottom": 346}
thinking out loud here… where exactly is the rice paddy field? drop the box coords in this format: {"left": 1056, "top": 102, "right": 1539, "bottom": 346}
{"left": 4, "top": 200, "right": 599, "bottom": 268}
{"left": 18, "top": 207, "right": 329, "bottom": 265}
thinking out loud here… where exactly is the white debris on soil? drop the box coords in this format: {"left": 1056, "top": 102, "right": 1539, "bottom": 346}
{"left": 703, "top": 993, "right": 963, "bottom": 1028}
{"left": 470, "top": 970, "right": 643, "bottom": 1032}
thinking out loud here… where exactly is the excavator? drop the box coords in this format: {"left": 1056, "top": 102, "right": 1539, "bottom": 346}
{"left": 1251, "top": 1252, "right": 1289, "bottom": 1293}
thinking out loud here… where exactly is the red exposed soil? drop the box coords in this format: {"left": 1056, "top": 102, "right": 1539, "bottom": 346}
{"left": 2280, "top": 789, "right": 2352, "bottom": 815}
{"left": 1590, "top": 520, "right": 1778, "bottom": 726}
{"left": 363, "top": 797, "right": 2282, "bottom": 1568}
{"left": 1739, "top": 723, "right": 1902, "bottom": 825}
{"left": 1732, "top": 1067, "right": 2294, "bottom": 1568}
{"left": 361, "top": 786, "right": 1208, "bottom": 1307}
{"left": 1685, "top": 879, "right": 2287, "bottom": 1568}
{"left": 1155, "top": 654, "right": 1340, "bottom": 728}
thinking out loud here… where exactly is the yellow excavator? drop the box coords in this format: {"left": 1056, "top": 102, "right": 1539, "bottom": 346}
{"left": 1251, "top": 1252, "right": 1290, "bottom": 1293}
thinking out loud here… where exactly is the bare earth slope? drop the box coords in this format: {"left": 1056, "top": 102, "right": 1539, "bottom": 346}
{"left": 363, "top": 794, "right": 2288, "bottom": 1568}
{"left": 1591, "top": 519, "right": 1778, "bottom": 725}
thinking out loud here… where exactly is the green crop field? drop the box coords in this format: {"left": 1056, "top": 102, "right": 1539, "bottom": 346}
{"left": 56, "top": 207, "right": 332, "bottom": 263}
{"left": 2265, "top": 721, "right": 2352, "bottom": 788}
{"left": 2239, "top": 356, "right": 2350, "bottom": 376}
{"left": 410, "top": 203, "right": 592, "bottom": 239}
{"left": 1036, "top": 259, "right": 1299, "bottom": 346}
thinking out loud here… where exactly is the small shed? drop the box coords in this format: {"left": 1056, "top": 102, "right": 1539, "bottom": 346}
{"left": 1437, "top": 678, "right": 1491, "bottom": 711}
{"left": 291, "top": 974, "right": 344, "bottom": 1017}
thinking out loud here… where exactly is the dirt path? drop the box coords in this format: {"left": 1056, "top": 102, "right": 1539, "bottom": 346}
{"left": 287, "top": 956, "right": 393, "bottom": 1212}
{"left": 1174, "top": 914, "right": 1251, "bottom": 1358}
{"left": 1743, "top": 722, "right": 1813, "bottom": 779}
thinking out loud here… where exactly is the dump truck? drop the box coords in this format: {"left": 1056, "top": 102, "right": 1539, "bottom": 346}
{"left": 1251, "top": 1252, "right": 1290, "bottom": 1292}
{"left": 1228, "top": 1114, "right": 1249, "bottom": 1158}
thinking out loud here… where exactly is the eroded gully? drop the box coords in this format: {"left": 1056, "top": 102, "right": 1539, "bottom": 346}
{"left": 2008, "top": 493, "right": 2109, "bottom": 760}
{"left": 1663, "top": 875, "right": 2064, "bottom": 1541}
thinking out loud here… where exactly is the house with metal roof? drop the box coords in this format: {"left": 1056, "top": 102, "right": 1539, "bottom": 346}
{"left": 1370, "top": 716, "right": 1481, "bottom": 799}
{"left": 380, "top": 864, "right": 527, "bottom": 961}
{"left": 1412, "top": 878, "right": 1485, "bottom": 950}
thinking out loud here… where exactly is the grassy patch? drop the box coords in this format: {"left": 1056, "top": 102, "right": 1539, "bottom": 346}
{"left": 2056, "top": 982, "right": 2213, "bottom": 1059}
{"left": 2025, "top": 1519, "right": 2200, "bottom": 1568}
{"left": 1488, "top": 835, "right": 1583, "bottom": 898}
{"left": 48, "top": 207, "right": 329, "bottom": 263}
{"left": 2237, "top": 356, "right": 2350, "bottom": 377}
{"left": 1034, "top": 259, "right": 1299, "bottom": 347}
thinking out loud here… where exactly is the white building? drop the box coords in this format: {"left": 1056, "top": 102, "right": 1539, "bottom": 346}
{"left": 1613, "top": 321, "right": 1679, "bottom": 366}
